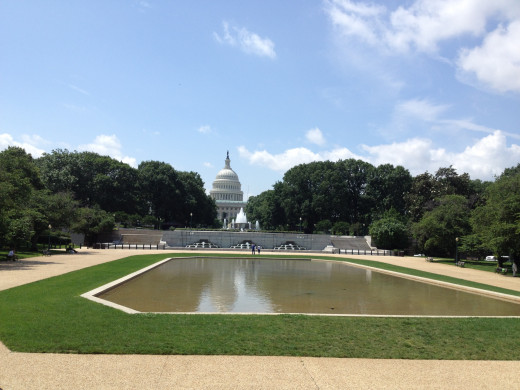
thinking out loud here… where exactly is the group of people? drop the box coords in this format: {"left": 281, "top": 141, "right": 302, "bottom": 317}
{"left": 251, "top": 244, "right": 261, "bottom": 254}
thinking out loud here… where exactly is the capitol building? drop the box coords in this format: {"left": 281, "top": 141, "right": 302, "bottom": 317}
{"left": 209, "top": 152, "right": 247, "bottom": 222}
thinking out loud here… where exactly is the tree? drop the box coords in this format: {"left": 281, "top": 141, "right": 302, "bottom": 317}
{"left": 332, "top": 221, "right": 350, "bottom": 235}
{"left": 412, "top": 195, "right": 471, "bottom": 257}
{"left": 366, "top": 164, "right": 412, "bottom": 218}
{"left": 278, "top": 159, "right": 374, "bottom": 232}
{"left": 37, "top": 150, "right": 142, "bottom": 214}
{"left": 369, "top": 210, "right": 409, "bottom": 249}
{"left": 177, "top": 171, "right": 217, "bottom": 227}
{"left": 405, "top": 172, "right": 435, "bottom": 222}
{"left": 0, "top": 147, "right": 45, "bottom": 249}
{"left": 138, "top": 161, "right": 184, "bottom": 225}
{"left": 71, "top": 206, "right": 115, "bottom": 246}
{"left": 471, "top": 166, "right": 520, "bottom": 261}
{"left": 314, "top": 219, "right": 332, "bottom": 234}
{"left": 246, "top": 187, "right": 285, "bottom": 231}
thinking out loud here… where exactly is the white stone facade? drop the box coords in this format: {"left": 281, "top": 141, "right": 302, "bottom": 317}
{"left": 210, "top": 152, "right": 247, "bottom": 222}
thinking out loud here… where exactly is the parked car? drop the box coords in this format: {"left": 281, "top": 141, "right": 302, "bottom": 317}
{"left": 485, "top": 255, "right": 496, "bottom": 261}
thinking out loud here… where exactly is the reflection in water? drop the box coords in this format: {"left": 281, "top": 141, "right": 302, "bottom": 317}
{"left": 97, "top": 258, "right": 520, "bottom": 316}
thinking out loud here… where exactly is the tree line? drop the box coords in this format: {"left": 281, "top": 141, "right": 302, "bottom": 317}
{"left": 2, "top": 146, "right": 519, "bottom": 261}
{"left": 245, "top": 159, "right": 520, "bottom": 261}
{"left": 0, "top": 147, "right": 217, "bottom": 249}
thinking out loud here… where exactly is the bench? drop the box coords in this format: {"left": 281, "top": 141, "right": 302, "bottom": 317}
{"left": 495, "top": 267, "right": 510, "bottom": 275}
{"left": 426, "top": 257, "right": 434, "bottom": 262}
{"left": 42, "top": 250, "right": 52, "bottom": 257}
{"left": 5, "top": 254, "right": 18, "bottom": 261}
{"left": 456, "top": 261, "right": 465, "bottom": 267}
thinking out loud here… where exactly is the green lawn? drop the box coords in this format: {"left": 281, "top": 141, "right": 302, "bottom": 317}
{"left": 1, "top": 252, "right": 520, "bottom": 359}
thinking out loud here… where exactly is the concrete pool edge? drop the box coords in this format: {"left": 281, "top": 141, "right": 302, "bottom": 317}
{"left": 81, "top": 256, "right": 520, "bottom": 317}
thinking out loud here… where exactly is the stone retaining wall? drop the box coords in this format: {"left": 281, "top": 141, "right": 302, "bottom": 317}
{"left": 97, "top": 228, "right": 373, "bottom": 251}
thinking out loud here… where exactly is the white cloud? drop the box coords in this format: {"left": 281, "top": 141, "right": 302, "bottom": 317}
{"left": 396, "top": 99, "right": 449, "bottom": 121}
{"left": 457, "top": 20, "right": 520, "bottom": 93}
{"left": 325, "top": 0, "right": 520, "bottom": 93}
{"left": 451, "top": 130, "right": 520, "bottom": 179}
{"left": 68, "top": 84, "right": 90, "bottom": 96}
{"left": 240, "top": 130, "right": 520, "bottom": 181}
{"left": 78, "top": 134, "right": 137, "bottom": 167}
{"left": 362, "top": 131, "right": 520, "bottom": 180}
{"left": 238, "top": 145, "right": 361, "bottom": 172}
{"left": 214, "top": 22, "right": 276, "bottom": 59}
{"left": 0, "top": 133, "right": 46, "bottom": 158}
{"left": 305, "top": 127, "right": 326, "bottom": 146}
{"left": 198, "top": 125, "right": 212, "bottom": 134}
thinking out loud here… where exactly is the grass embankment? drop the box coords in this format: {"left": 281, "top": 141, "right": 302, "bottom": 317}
{"left": 1, "top": 253, "right": 520, "bottom": 359}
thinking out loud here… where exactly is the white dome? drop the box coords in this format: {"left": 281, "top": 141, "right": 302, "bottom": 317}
{"left": 215, "top": 167, "right": 239, "bottom": 182}
{"left": 209, "top": 152, "right": 246, "bottom": 211}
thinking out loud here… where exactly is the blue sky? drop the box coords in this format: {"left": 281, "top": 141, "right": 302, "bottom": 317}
{"left": 1, "top": 0, "right": 520, "bottom": 198}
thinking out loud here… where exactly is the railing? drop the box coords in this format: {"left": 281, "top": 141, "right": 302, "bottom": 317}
{"left": 92, "top": 243, "right": 395, "bottom": 256}
{"left": 336, "top": 249, "right": 392, "bottom": 256}
{"left": 94, "top": 243, "right": 166, "bottom": 250}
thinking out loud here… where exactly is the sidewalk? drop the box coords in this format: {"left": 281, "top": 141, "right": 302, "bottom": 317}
{"left": 1, "top": 249, "right": 520, "bottom": 389}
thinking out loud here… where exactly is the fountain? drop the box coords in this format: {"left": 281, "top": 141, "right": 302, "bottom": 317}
{"left": 223, "top": 218, "right": 227, "bottom": 229}
{"left": 235, "top": 208, "right": 249, "bottom": 230}
{"left": 255, "top": 220, "right": 260, "bottom": 230}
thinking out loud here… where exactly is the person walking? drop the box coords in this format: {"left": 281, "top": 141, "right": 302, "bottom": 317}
{"left": 251, "top": 244, "right": 256, "bottom": 255}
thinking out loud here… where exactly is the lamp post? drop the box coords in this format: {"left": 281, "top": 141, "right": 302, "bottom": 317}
{"left": 455, "top": 237, "right": 459, "bottom": 264}
{"left": 48, "top": 224, "right": 52, "bottom": 250}
{"left": 190, "top": 212, "right": 193, "bottom": 230}
{"left": 299, "top": 217, "right": 302, "bottom": 233}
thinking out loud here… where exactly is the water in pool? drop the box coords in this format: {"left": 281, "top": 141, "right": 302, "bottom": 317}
{"left": 96, "top": 258, "right": 520, "bottom": 316}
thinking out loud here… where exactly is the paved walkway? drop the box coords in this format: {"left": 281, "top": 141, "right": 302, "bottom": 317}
{"left": 1, "top": 249, "right": 520, "bottom": 389}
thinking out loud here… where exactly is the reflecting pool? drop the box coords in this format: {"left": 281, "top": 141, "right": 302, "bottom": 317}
{"left": 96, "top": 258, "right": 520, "bottom": 316}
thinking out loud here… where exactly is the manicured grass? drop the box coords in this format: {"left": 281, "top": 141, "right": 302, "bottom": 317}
{"left": 0, "top": 247, "right": 71, "bottom": 259}
{"left": 435, "top": 258, "right": 504, "bottom": 273}
{"left": 1, "top": 253, "right": 520, "bottom": 359}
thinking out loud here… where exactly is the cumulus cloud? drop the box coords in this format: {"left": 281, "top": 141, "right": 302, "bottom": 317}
{"left": 214, "top": 21, "right": 276, "bottom": 59}
{"left": 239, "top": 130, "right": 519, "bottom": 181}
{"left": 238, "top": 145, "right": 361, "bottom": 172}
{"left": 78, "top": 134, "right": 137, "bottom": 167}
{"left": 305, "top": 127, "right": 326, "bottom": 146}
{"left": 0, "top": 133, "right": 46, "bottom": 158}
{"left": 364, "top": 131, "right": 520, "bottom": 179}
{"left": 325, "top": 0, "right": 520, "bottom": 93}
{"left": 457, "top": 20, "right": 520, "bottom": 93}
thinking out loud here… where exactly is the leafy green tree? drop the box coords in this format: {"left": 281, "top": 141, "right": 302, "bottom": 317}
{"left": 332, "top": 221, "right": 350, "bottom": 235}
{"left": 177, "top": 171, "right": 217, "bottom": 227}
{"left": 405, "top": 172, "right": 435, "bottom": 222}
{"left": 0, "top": 147, "right": 45, "bottom": 249}
{"left": 433, "top": 166, "right": 472, "bottom": 198}
{"left": 246, "top": 187, "right": 285, "bottom": 231}
{"left": 315, "top": 219, "right": 332, "bottom": 234}
{"left": 138, "top": 161, "right": 184, "bottom": 225}
{"left": 366, "top": 164, "right": 412, "bottom": 217}
{"left": 279, "top": 159, "right": 374, "bottom": 232}
{"left": 412, "top": 195, "right": 471, "bottom": 257}
{"left": 406, "top": 167, "right": 483, "bottom": 223}
{"left": 37, "top": 150, "right": 142, "bottom": 214}
{"left": 458, "top": 234, "right": 489, "bottom": 260}
{"left": 369, "top": 209, "right": 410, "bottom": 249}
{"left": 71, "top": 206, "right": 115, "bottom": 246}
{"left": 471, "top": 165, "right": 520, "bottom": 261}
